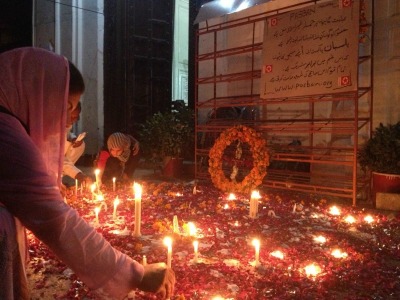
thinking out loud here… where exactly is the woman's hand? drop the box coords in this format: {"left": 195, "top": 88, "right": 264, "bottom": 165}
{"left": 137, "top": 262, "right": 175, "bottom": 299}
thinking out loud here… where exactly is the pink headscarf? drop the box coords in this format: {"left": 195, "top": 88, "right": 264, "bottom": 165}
{"left": 0, "top": 47, "right": 69, "bottom": 185}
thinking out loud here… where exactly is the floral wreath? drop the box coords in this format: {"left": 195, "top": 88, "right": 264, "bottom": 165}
{"left": 208, "top": 125, "right": 269, "bottom": 193}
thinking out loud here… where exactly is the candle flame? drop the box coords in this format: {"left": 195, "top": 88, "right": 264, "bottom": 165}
{"left": 313, "top": 235, "right": 326, "bottom": 244}
{"left": 234, "top": 220, "right": 239, "bottom": 226}
{"left": 224, "top": 203, "right": 229, "bottom": 209}
{"left": 94, "top": 169, "right": 100, "bottom": 176}
{"left": 193, "top": 240, "right": 199, "bottom": 251}
{"left": 331, "top": 248, "right": 348, "bottom": 259}
{"left": 94, "top": 206, "right": 100, "bottom": 215}
{"left": 270, "top": 250, "right": 284, "bottom": 259}
{"left": 227, "top": 193, "right": 236, "bottom": 200}
{"left": 329, "top": 206, "right": 341, "bottom": 216}
{"left": 252, "top": 238, "right": 260, "bottom": 249}
{"left": 364, "top": 215, "right": 374, "bottom": 223}
{"left": 96, "top": 194, "right": 104, "bottom": 201}
{"left": 163, "top": 236, "right": 172, "bottom": 247}
{"left": 114, "top": 197, "right": 120, "bottom": 206}
{"left": 251, "top": 190, "right": 261, "bottom": 199}
{"left": 133, "top": 182, "right": 142, "bottom": 199}
{"left": 344, "top": 215, "right": 356, "bottom": 224}
{"left": 304, "top": 263, "right": 321, "bottom": 277}
{"left": 112, "top": 177, "right": 116, "bottom": 183}
{"left": 188, "top": 222, "right": 197, "bottom": 236}
{"left": 90, "top": 183, "right": 96, "bottom": 193}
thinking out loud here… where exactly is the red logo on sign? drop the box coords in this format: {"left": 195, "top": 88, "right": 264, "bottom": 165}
{"left": 270, "top": 18, "right": 277, "bottom": 27}
{"left": 341, "top": 0, "right": 352, "bottom": 8}
{"left": 263, "top": 65, "right": 273, "bottom": 74}
{"left": 339, "top": 75, "right": 351, "bottom": 86}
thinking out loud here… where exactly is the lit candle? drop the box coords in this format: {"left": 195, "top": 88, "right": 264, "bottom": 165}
{"left": 270, "top": 250, "right": 284, "bottom": 259}
{"left": 112, "top": 177, "right": 116, "bottom": 192}
{"left": 163, "top": 236, "right": 173, "bottom": 268}
{"left": 90, "top": 183, "right": 96, "bottom": 199}
{"left": 313, "top": 235, "right": 327, "bottom": 244}
{"left": 227, "top": 193, "right": 236, "bottom": 200}
{"left": 188, "top": 222, "right": 196, "bottom": 237}
{"left": 252, "top": 238, "right": 260, "bottom": 266}
{"left": 94, "top": 169, "right": 100, "bottom": 190}
{"left": 173, "top": 215, "right": 179, "bottom": 234}
{"left": 329, "top": 205, "right": 341, "bottom": 216}
{"left": 344, "top": 215, "right": 356, "bottom": 224}
{"left": 364, "top": 215, "right": 374, "bottom": 223}
{"left": 113, "top": 197, "right": 120, "bottom": 220}
{"left": 193, "top": 240, "right": 199, "bottom": 263}
{"left": 94, "top": 206, "right": 100, "bottom": 224}
{"left": 75, "top": 179, "right": 78, "bottom": 195}
{"left": 142, "top": 255, "right": 147, "bottom": 266}
{"left": 304, "top": 263, "right": 321, "bottom": 277}
{"left": 331, "top": 248, "right": 348, "bottom": 259}
{"left": 133, "top": 182, "right": 142, "bottom": 237}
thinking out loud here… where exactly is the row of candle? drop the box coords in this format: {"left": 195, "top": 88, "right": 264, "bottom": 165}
{"left": 159, "top": 234, "right": 347, "bottom": 278}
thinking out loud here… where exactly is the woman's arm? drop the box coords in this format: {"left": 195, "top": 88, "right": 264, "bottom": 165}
{"left": 0, "top": 115, "right": 144, "bottom": 299}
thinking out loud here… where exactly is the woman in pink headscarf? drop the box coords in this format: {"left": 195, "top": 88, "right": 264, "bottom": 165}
{"left": 0, "top": 47, "right": 175, "bottom": 299}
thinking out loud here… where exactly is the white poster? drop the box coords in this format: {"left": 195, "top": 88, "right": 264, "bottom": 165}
{"left": 260, "top": 0, "right": 360, "bottom": 99}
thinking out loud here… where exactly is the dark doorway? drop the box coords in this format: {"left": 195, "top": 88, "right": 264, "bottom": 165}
{"left": 0, "top": 0, "right": 32, "bottom": 53}
{"left": 103, "top": 0, "right": 174, "bottom": 138}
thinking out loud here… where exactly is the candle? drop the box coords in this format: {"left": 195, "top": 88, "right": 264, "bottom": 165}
{"left": 344, "top": 215, "right": 356, "bottom": 224}
{"left": 249, "top": 190, "right": 261, "bottom": 218}
{"left": 252, "top": 238, "right": 260, "bottom": 266}
{"left": 329, "top": 205, "right": 341, "bottom": 216}
{"left": 112, "top": 177, "right": 116, "bottom": 192}
{"left": 227, "top": 193, "right": 236, "bottom": 200}
{"left": 193, "top": 240, "right": 199, "bottom": 263}
{"left": 313, "top": 235, "right": 327, "bottom": 244}
{"left": 90, "top": 183, "right": 96, "bottom": 199}
{"left": 75, "top": 179, "right": 78, "bottom": 195}
{"left": 94, "top": 169, "right": 100, "bottom": 190}
{"left": 364, "top": 215, "right": 374, "bottom": 223}
{"left": 94, "top": 206, "right": 100, "bottom": 224}
{"left": 304, "top": 263, "right": 321, "bottom": 277}
{"left": 270, "top": 250, "right": 284, "bottom": 259}
{"left": 163, "top": 236, "right": 173, "bottom": 268}
{"left": 113, "top": 197, "right": 120, "bottom": 220}
{"left": 331, "top": 248, "right": 348, "bottom": 259}
{"left": 133, "top": 182, "right": 142, "bottom": 237}
{"left": 173, "top": 215, "right": 179, "bottom": 234}
{"left": 188, "top": 222, "right": 196, "bottom": 237}
{"left": 142, "top": 255, "right": 147, "bottom": 266}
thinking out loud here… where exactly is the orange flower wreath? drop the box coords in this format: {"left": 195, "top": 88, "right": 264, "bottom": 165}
{"left": 208, "top": 125, "right": 269, "bottom": 193}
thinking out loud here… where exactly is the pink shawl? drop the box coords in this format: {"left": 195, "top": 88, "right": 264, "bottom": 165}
{"left": 0, "top": 47, "right": 68, "bottom": 185}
